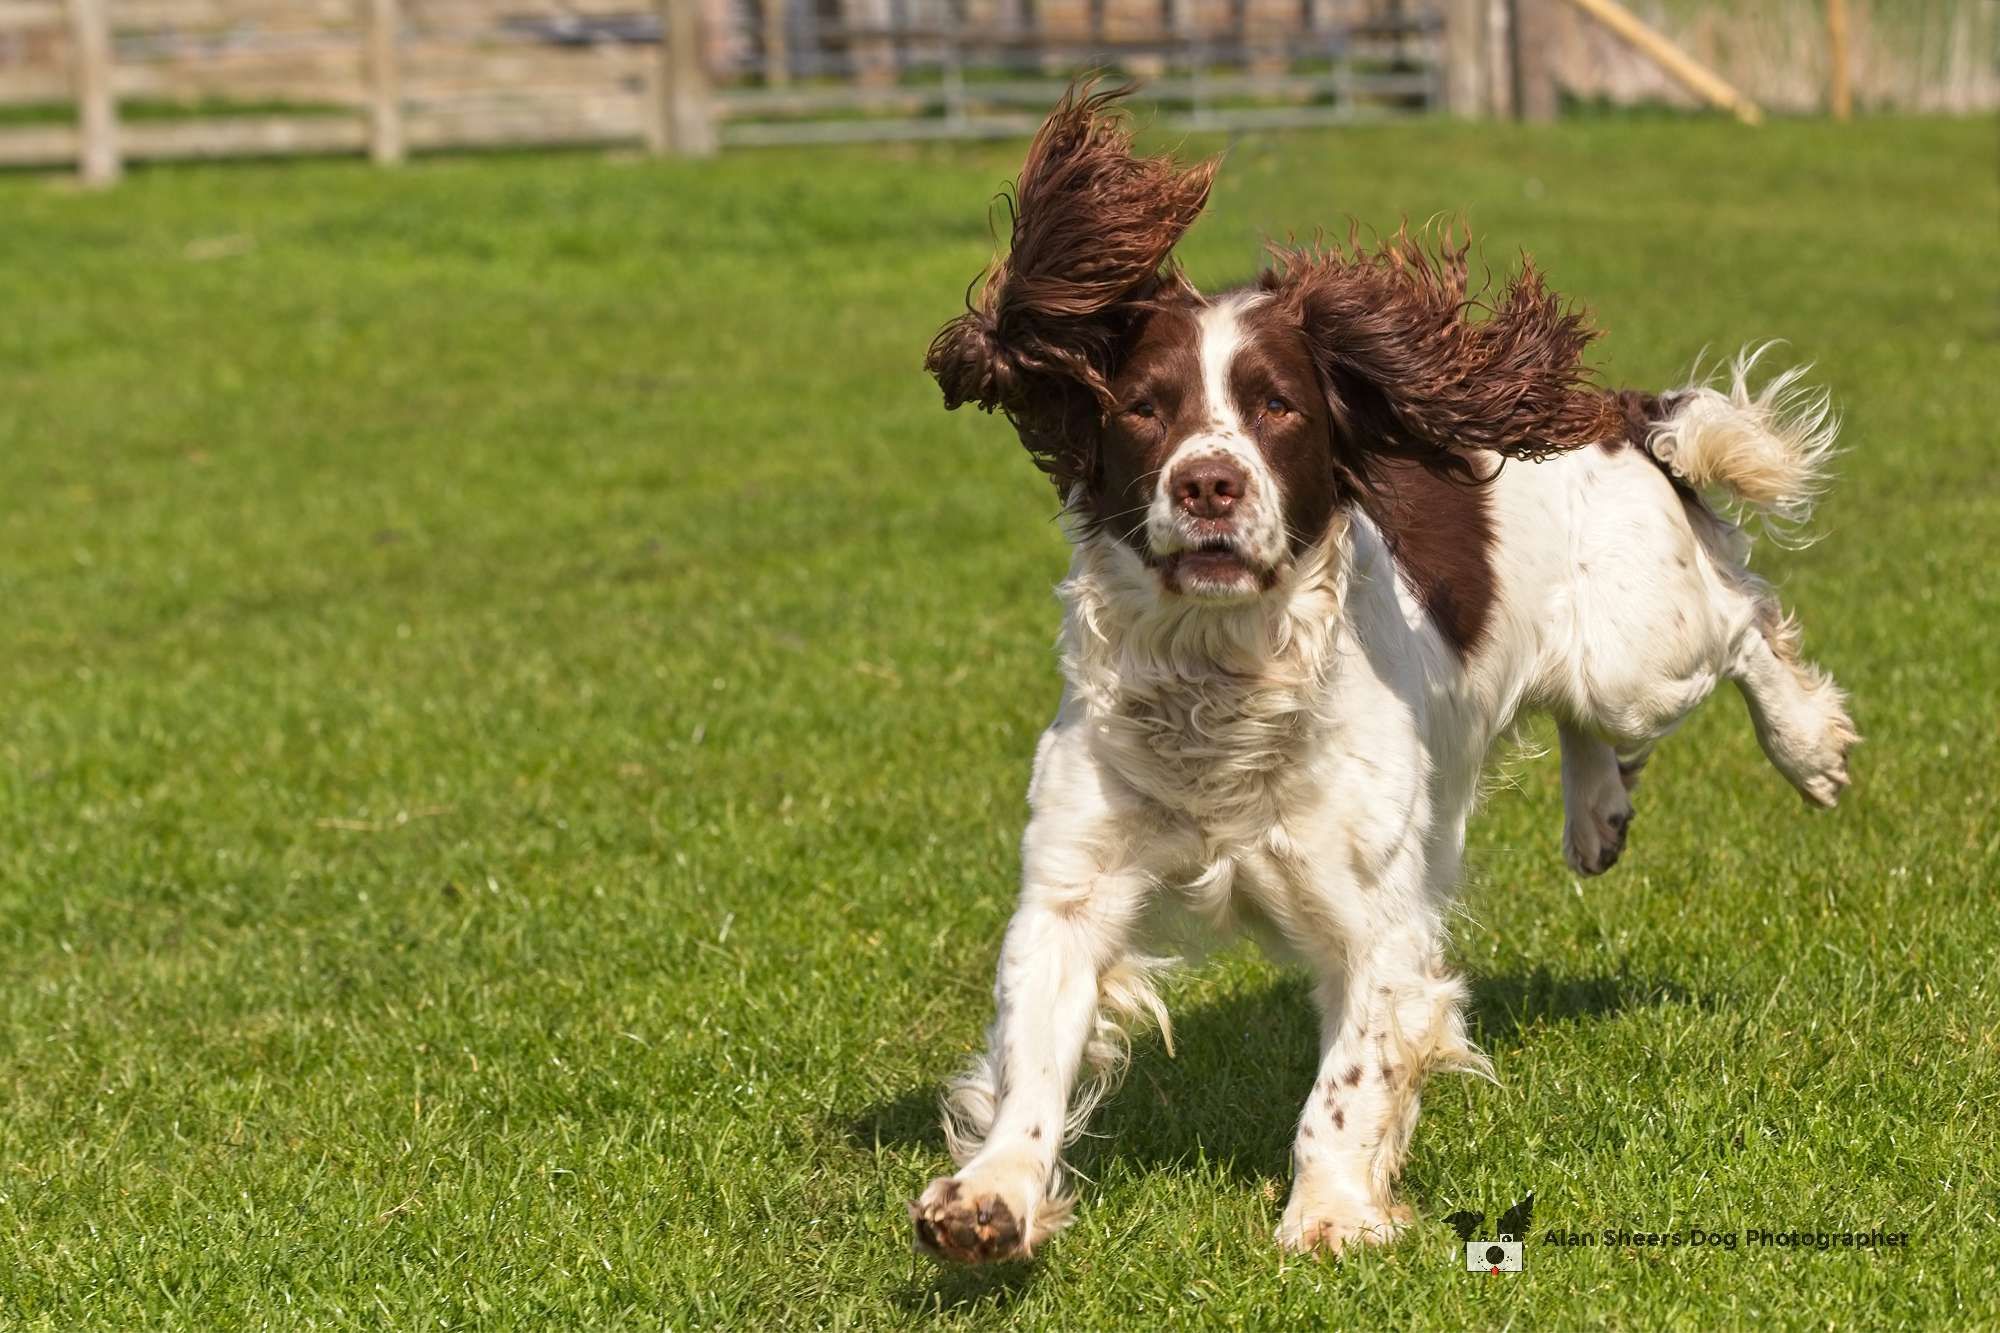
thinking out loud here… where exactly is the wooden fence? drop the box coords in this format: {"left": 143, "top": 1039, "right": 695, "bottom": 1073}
{"left": 0, "top": 0, "right": 1452, "bottom": 184}
{"left": 0, "top": 1, "right": 1993, "bottom": 185}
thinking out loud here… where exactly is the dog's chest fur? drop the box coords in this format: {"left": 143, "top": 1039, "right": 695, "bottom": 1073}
{"left": 1061, "top": 540, "right": 1348, "bottom": 840}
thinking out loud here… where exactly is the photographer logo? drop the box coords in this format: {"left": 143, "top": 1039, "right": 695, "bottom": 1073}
{"left": 1447, "top": 1192, "right": 1533, "bottom": 1274}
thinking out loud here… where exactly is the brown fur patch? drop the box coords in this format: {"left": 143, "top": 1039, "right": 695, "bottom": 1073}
{"left": 1358, "top": 458, "right": 1498, "bottom": 655}
{"left": 1090, "top": 302, "right": 1206, "bottom": 546}
{"left": 1232, "top": 300, "right": 1347, "bottom": 556}
{"left": 924, "top": 83, "right": 1217, "bottom": 490}
{"left": 1263, "top": 225, "right": 1621, "bottom": 473}
{"left": 1608, "top": 387, "right": 1665, "bottom": 452}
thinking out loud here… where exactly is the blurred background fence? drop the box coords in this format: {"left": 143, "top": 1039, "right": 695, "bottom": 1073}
{"left": 1, "top": 0, "right": 1993, "bottom": 184}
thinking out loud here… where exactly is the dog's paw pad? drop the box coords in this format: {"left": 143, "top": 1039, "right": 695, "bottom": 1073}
{"left": 910, "top": 1178, "right": 1027, "bottom": 1265}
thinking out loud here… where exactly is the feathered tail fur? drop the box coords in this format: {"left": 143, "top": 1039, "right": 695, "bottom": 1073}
{"left": 1645, "top": 344, "right": 1841, "bottom": 542}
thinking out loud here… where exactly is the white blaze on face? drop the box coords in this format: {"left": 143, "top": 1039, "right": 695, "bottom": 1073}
{"left": 1144, "top": 293, "right": 1287, "bottom": 595}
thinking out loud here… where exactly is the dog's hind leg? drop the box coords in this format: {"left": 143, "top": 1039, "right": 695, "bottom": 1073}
{"left": 1558, "top": 722, "right": 1636, "bottom": 876}
{"left": 1636, "top": 350, "right": 1856, "bottom": 807}
{"left": 1728, "top": 601, "right": 1858, "bottom": 808}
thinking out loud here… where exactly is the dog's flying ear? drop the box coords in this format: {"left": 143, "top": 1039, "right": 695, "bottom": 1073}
{"left": 926, "top": 82, "right": 1217, "bottom": 488}
{"left": 1263, "top": 226, "right": 1618, "bottom": 476}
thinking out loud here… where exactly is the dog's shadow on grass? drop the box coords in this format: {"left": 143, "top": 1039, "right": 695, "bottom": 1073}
{"left": 857, "top": 965, "right": 1695, "bottom": 1308}
{"left": 859, "top": 967, "right": 1695, "bottom": 1167}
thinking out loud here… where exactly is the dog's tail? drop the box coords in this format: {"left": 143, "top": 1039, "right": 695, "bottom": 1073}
{"left": 1641, "top": 345, "right": 1840, "bottom": 540}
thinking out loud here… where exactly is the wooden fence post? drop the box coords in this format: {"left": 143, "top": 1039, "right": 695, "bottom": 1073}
{"left": 1444, "top": 0, "right": 1486, "bottom": 117}
{"left": 1484, "top": 0, "right": 1515, "bottom": 118}
{"left": 761, "top": 0, "right": 789, "bottom": 87}
{"left": 366, "top": 0, "right": 405, "bottom": 164}
{"left": 653, "top": 0, "right": 717, "bottom": 156}
{"left": 1826, "top": 0, "right": 1851, "bottom": 120}
{"left": 66, "top": 0, "right": 119, "bottom": 186}
{"left": 1514, "top": 0, "right": 1558, "bottom": 122}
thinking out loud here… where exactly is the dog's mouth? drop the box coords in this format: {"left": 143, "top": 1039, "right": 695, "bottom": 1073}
{"left": 1161, "top": 535, "right": 1272, "bottom": 598}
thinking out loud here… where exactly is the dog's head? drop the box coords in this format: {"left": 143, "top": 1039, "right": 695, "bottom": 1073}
{"left": 927, "top": 85, "right": 1616, "bottom": 603}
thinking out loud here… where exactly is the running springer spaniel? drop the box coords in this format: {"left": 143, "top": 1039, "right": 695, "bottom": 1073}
{"left": 911, "top": 86, "right": 1856, "bottom": 1262}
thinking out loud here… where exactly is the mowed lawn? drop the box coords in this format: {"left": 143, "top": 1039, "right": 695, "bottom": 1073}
{"left": 0, "top": 113, "right": 1994, "bottom": 1330}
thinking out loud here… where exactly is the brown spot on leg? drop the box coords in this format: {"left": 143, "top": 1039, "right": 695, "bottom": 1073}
{"left": 1333, "top": 1108, "right": 1345, "bottom": 1130}
{"left": 1343, "top": 1065, "right": 1363, "bottom": 1087}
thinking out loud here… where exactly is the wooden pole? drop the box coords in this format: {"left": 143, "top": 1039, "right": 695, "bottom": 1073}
{"left": 1513, "top": 0, "right": 1557, "bottom": 122}
{"left": 1562, "top": 0, "right": 1763, "bottom": 125}
{"left": 761, "top": 0, "right": 789, "bottom": 88}
{"left": 366, "top": 0, "right": 404, "bottom": 165}
{"left": 1444, "top": 0, "right": 1488, "bottom": 118}
{"left": 1826, "top": 0, "right": 1851, "bottom": 120}
{"left": 1485, "top": 0, "right": 1515, "bottom": 118}
{"left": 654, "top": 0, "right": 717, "bottom": 156}
{"left": 66, "top": 0, "right": 119, "bottom": 186}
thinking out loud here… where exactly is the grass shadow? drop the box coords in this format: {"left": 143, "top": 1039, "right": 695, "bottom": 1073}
{"left": 854, "top": 964, "right": 1700, "bottom": 1306}
{"left": 851, "top": 966, "right": 1699, "bottom": 1184}
{"left": 894, "top": 1256, "right": 1041, "bottom": 1319}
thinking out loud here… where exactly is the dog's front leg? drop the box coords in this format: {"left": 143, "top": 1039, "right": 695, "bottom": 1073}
{"left": 911, "top": 717, "right": 1153, "bottom": 1264}
{"left": 1279, "top": 926, "right": 1481, "bottom": 1255}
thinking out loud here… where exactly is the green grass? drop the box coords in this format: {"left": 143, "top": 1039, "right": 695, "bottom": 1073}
{"left": 0, "top": 114, "right": 1994, "bottom": 1330}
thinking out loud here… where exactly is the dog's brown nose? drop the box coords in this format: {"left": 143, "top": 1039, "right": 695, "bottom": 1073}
{"left": 1173, "top": 458, "right": 1247, "bottom": 519}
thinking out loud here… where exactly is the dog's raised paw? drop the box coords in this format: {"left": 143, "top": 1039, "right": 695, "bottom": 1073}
{"left": 1795, "top": 712, "right": 1859, "bottom": 810}
{"left": 1563, "top": 801, "right": 1633, "bottom": 877}
{"left": 910, "top": 1177, "right": 1028, "bottom": 1264}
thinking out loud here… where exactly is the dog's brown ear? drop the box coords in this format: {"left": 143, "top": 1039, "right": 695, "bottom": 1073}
{"left": 1264, "top": 227, "right": 1618, "bottom": 474}
{"left": 926, "top": 82, "right": 1216, "bottom": 488}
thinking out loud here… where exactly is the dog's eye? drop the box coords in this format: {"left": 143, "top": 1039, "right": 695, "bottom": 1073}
{"left": 1127, "top": 401, "right": 1156, "bottom": 420}
{"left": 1264, "top": 396, "right": 1291, "bottom": 417}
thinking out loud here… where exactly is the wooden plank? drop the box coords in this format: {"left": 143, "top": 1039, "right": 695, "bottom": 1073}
{"left": 651, "top": 0, "right": 715, "bottom": 155}
{"left": 122, "top": 113, "right": 367, "bottom": 158}
{"left": 0, "top": 1, "right": 63, "bottom": 33}
{"left": 0, "top": 123, "right": 77, "bottom": 166}
{"left": 1562, "top": 0, "right": 1763, "bottom": 125}
{"left": 1826, "top": 0, "right": 1851, "bottom": 121}
{"left": 366, "top": 0, "right": 404, "bottom": 164}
